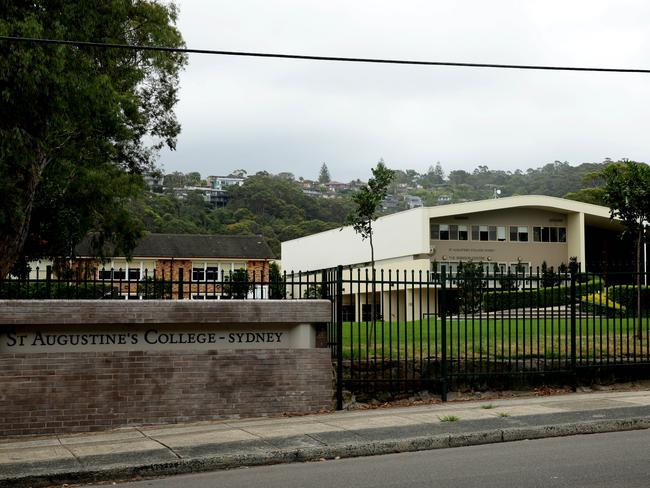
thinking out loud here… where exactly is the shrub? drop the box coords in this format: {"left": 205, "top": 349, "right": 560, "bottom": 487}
{"left": 223, "top": 268, "right": 251, "bottom": 299}
{"left": 269, "top": 262, "right": 286, "bottom": 299}
{"left": 455, "top": 261, "right": 486, "bottom": 313}
{"left": 137, "top": 277, "right": 172, "bottom": 299}
{"left": 606, "top": 285, "right": 650, "bottom": 315}
{"left": 580, "top": 292, "right": 626, "bottom": 317}
{"left": 0, "top": 281, "right": 119, "bottom": 299}
{"left": 482, "top": 277, "right": 603, "bottom": 312}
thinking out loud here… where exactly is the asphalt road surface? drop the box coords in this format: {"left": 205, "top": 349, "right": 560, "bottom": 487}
{"left": 114, "top": 429, "right": 650, "bottom": 488}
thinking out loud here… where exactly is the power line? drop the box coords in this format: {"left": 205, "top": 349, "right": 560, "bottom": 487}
{"left": 1, "top": 35, "right": 650, "bottom": 74}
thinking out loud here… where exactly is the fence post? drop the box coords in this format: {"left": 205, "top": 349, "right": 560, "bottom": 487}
{"left": 46, "top": 265, "right": 52, "bottom": 299}
{"left": 321, "top": 269, "right": 329, "bottom": 300}
{"left": 440, "top": 269, "right": 448, "bottom": 402}
{"left": 570, "top": 262, "right": 577, "bottom": 391}
{"left": 336, "top": 265, "right": 344, "bottom": 410}
{"left": 178, "top": 267, "right": 184, "bottom": 300}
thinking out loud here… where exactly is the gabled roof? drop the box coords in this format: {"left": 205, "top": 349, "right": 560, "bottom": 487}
{"left": 76, "top": 234, "right": 274, "bottom": 260}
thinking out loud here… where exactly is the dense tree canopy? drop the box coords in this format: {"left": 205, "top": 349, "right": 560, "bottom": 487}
{"left": 142, "top": 173, "right": 353, "bottom": 256}
{"left": 138, "top": 159, "right": 633, "bottom": 259}
{"left": 0, "top": 1, "right": 186, "bottom": 277}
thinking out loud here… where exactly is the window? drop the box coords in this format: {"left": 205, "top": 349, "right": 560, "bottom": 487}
{"left": 431, "top": 223, "right": 467, "bottom": 241}
{"left": 432, "top": 261, "right": 460, "bottom": 277}
{"left": 128, "top": 269, "right": 140, "bottom": 280}
{"left": 532, "top": 226, "right": 567, "bottom": 243}
{"left": 430, "top": 223, "right": 439, "bottom": 240}
{"left": 99, "top": 269, "right": 125, "bottom": 280}
{"left": 472, "top": 225, "right": 490, "bottom": 241}
{"left": 510, "top": 226, "right": 528, "bottom": 242}
{"left": 518, "top": 226, "right": 529, "bottom": 242}
{"left": 205, "top": 267, "right": 220, "bottom": 281}
{"left": 192, "top": 269, "right": 205, "bottom": 281}
{"left": 509, "top": 262, "right": 531, "bottom": 276}
{"left": 471, "top": 224, "right": 506, "bottom": 241}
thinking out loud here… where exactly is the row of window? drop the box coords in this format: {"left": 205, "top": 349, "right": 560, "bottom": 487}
{"left": 432, "top": 261, "right": 532, "bottom": 277}
{"left": 97, "top": 262, "right": 247, "bottom": 281}
{"left": 430, "top": 224, "right": 566, "bottom": 243}
{"left": 98, "top": 269, "right": 140, "bottom": 280}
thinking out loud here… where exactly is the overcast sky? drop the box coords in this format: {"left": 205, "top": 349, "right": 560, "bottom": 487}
{"left": 157, "top": 0, "right": 650, "bottom": 182}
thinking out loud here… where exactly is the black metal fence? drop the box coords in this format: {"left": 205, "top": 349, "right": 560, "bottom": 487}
{"left": 0, "top": 266, "right": 332, "bottom": 301}
{"left": 326, "top": 264, "right": 650, "bottom": 407}
{"left": 3, "top": 264, "right": 650, "bottom": 407}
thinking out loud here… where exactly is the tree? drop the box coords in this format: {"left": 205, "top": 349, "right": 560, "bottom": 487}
{"left": 186, "top": 172, "right": 202, "bottom": 186}
{"left": 599, "top": 160, "right": 650, "bottom": 339}
{"left": 346, "top": 160, "right": 395, "bottom": 271}
{"left": 456, "top": 261, "right": 486, "bottom": 313}
{"left": 268, "top": 262, "right": 286, "bottom": 299}
{"left": 0, "top": 1, "right": 186, "bottom": 277}
{"left": 318, "top": 163, "right": 331, "bottom": 184}
{"left": 223, "top": 268, "right": 251, "bottom": 299}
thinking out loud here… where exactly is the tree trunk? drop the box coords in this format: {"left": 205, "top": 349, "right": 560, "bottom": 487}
{"left": 0, "top": 153, "right": 48, "bottom": 279}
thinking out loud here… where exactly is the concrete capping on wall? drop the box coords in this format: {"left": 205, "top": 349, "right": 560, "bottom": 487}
{"left": 0, "top": 299, "right": 331, "bottom": 325}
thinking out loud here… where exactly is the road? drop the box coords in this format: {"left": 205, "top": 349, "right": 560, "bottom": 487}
{"left": 113, "top": 429, "right": 650, "bottom": 488}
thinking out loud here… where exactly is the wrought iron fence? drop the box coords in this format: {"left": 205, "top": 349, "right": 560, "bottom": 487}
{"left": 0, "top": 266, "right": 333, "bottom": 301}
{"left": 4, "top": 263, "right": 649, "bottom": 407}
{"left": 327, "top": 264, "right": 650, "bottom": 407}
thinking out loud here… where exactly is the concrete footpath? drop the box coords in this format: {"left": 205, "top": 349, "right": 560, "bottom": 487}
{"left": 2, "top": 390, "right": 650, "bottom": 488}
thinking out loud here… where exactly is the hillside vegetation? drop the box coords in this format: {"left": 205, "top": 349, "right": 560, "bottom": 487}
{"left": 140, "top": 160, "right": 611, "bottom": 257}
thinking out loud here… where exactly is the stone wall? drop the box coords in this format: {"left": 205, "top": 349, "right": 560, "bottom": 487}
{"left": 0, "top": 300, "right": 333, "bottom": 437}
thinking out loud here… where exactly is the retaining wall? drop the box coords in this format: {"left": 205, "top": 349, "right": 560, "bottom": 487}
{"left": 0, "top": 300, "right": 333, "bottom": 437}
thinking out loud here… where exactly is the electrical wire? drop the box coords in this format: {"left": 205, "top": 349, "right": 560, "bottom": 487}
{"left": 1, "top": 35, "right": 650, "bottom": 74}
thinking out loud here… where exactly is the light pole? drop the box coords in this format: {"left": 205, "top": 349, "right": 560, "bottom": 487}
{"left": 642, "top": 220, "right": 648, "bottom": 286}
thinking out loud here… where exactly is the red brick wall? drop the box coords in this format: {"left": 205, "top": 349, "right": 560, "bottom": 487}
{"left": 247, "top": 260, "right": 270, "bottom": 282}
{"left": 0, "top": 348, "right": 333, "bottom": 437}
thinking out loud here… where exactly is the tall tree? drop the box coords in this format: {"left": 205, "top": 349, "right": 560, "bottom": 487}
{"left": 347, "top": 159, "right": 395, "bottom": 273}
{"left": 0, "top": 1, "right": 186, "bottom": 277}
{"left": 347, "top": 159, "right": 394, "bottom": 325}
{"left": 318, "top": 163, "right": 331, "bottom": 184}
{"left": 599, "top": 160, "right": 650, "bottom": 339}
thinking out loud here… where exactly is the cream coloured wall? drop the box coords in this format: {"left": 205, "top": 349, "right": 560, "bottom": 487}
{"left": 281, "top": 207, "right": 429, "bottom": 272}
{"left": 429, "top": 208, "right": 570, "bottom": 270}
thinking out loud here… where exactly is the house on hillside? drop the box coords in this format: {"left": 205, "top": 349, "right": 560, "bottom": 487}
{"left": 281, "top": 195, "right": 631, "bottom": 320}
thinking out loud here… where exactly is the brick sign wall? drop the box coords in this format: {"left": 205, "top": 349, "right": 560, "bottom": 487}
{"left": 0, "top": 300, "right": 333, "bottom": 437}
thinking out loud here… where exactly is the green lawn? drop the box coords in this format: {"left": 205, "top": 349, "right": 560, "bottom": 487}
{"left": 340, "top": 317, "right": 650, "bottom": 361}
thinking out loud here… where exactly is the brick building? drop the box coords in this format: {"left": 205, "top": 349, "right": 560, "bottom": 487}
{"left": 70, "top": 233, "right": 274, "bottom": 299}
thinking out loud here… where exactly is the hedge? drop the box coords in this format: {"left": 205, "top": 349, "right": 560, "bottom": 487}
{"left": 579, "top": 292, "right": 626, "bottom": 317}
{"left": 482, "top": 277, "right": 603, "bottom": 312}
{"left": 606, "top": 285, "right": 650, "bottom": 315}
{"left": 0, "top": 281, "right": 119, "bottom": 299}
